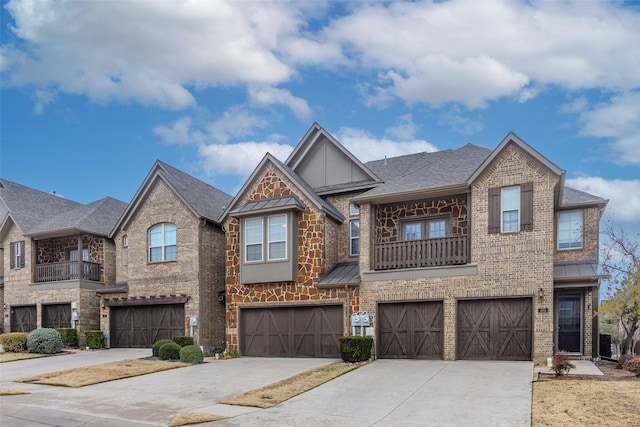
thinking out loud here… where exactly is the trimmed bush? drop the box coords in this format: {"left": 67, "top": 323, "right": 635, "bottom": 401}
{"left": 85, "top": 330, "right": 105, "bottom": 349}
{"left": 158, "top": 341, "right": 181, "bottom": 360}
{"left": 152, "top": 339, "right": 175, "bottom": 357}
{"left": 0, "top": 332, "right": 29, "bottom": 352}
{"left": 27, "top": 328, "right": 64, "bottom": 354}
{"left": 339, "top": 336, "right": 373, "bottom": 363}
{"left": 173, "top": 336, "right": 194, "bottom": 347}
{"left": 56, "top": 328, "right": 78, "bottom": 347}
{"left": 180, "top": 345, "right": 204, "bottom": 364}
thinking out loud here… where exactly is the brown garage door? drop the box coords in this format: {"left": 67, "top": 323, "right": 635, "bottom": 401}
{"left": 457, "top": 298, "right": 532, "bottom": 361}
{"left": 42, "top": 304, "right": 71, "bottom": 328}
{"left": 10, "top": 305, "right": 37, "bottom": 332}
{"left": 240, "top": 305, "right": 343, "bottom": 357}
{"left": 110, "top": 304, "right": 185, "bottom": 348}
{"left": 378, "top": 301, "right": 444, "bottom": 359}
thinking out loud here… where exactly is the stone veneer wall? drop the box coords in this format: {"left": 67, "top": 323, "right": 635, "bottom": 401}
{"left": 374, "top": 195, "right": 468, "bottom": 242}
{"left": 359, "top": 143, "right": 559, "bottom": 361}
{"left": 106, "top": 179, "right": 213, "bottom": 344}
{"left": 36, "top": 236, "right": 107, "bottom": 282}
{"left": 325, "top": 191, "right": 365, "bottom": 263}
{"left": 224, "top": 167, "right": 359, "bottom": 351}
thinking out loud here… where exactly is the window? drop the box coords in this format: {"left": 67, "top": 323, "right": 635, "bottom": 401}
{"left": 10, "top": 241, "right": 25, "bottom": 269}
{"left": 67, "top": 247, "right": 89, "bottom": 262}
{"left": 245, "top": 218, "right": 263, "bottom": 262}
{"left": 149, "top": 223, "right": 177, "bottom": 262}
{"left": 122, "top": 235, "right": 128, "bottom": 248}
{"left": 350, "top": 220, "right": 360, "bottom": 256}
{"left": 501, "top": 186, "right": 520, "bottom": 232}
{"left": 558, "top": 210, "right": 583, "bottom": 249}
{"left": 268, "top": 215, "right": 287, "bottom": 260}
{"left": 403, "top": 219, "right": 449, "bottom": 240}
{"left": 349, "top": 203, "right": 360, "bottom": 216}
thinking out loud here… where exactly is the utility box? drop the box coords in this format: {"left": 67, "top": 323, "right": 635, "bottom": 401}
{"left": 360, "top": 312, "right": 370, "bottom": 327}
{"left": 190, "top": 316, "right": 198, "bottom": 327}
{"left": 350, "top": 313, "right": 361, "bottom": 326}
{"left": 71, "top": 311, "right": 79, "bottom": 321}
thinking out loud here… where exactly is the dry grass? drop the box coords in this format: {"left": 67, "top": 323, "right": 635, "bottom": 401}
{"left": 532, "top": 380, "right": 640, "bottom": 426}
{"left": 221, "top": 363, "right": 357, "bottom": 408}
{"left": 0, "top": 352, "right": 48, "bottom": 363}
{"left": 0, "top": 387, "right": 30, "bottom": 396}
{"left": 15, "top": 359, "right": 187, "bottom": 388}
{"left": 169, "top": 411, "right": 226, "bottom": 427}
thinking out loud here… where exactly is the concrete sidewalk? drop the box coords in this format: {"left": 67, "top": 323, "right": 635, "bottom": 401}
{"left": 534, "top": 359, "right": 604, "bottom": 376}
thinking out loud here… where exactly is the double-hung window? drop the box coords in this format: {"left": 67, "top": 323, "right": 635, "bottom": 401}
{"left": 10, "top": 241, "right": 25, "bottom": 269}
{"left": 501, "top": 186, "right": 520, "bottom": 232}
{"left": 149, "top": 223, "right": 177, "bottom": 262}
{"left": 245, "top": 214, "right": 288, "bottom": 262}
{"left": 245, "top": 218, "right": 263, "bottom": 262}
{"left": 558, "top": 210, "right": 583, "bottom": 249}
{"left": 349, "top": 203, "right": 360, "bottom": 256}
{"left": 268, "top": 215, "right": 287, "bottom": 260}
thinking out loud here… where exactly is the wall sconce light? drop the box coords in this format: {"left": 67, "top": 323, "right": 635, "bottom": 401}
{"left": 538, "top": 288, "right": 545, "bottom": 298}
{"left": 2, "top": 303, "right": 7, "bottom": 310}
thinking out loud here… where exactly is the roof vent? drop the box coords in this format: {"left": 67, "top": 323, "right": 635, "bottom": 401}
{"left": 383, "top": 156, "right": 388, "bottom": 166}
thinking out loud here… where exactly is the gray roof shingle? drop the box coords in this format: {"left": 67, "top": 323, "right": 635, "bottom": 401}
{"left": 562, "top": 186, "right": 608, "bottom": 207}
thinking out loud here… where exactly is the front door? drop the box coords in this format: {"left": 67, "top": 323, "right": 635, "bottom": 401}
{"left": 556, "top": 293, "right": 582, "bottom": 353}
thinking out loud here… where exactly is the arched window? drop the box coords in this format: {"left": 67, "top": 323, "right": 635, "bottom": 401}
{"left": 149, "top": 223, "right": 177, "bottom": 262}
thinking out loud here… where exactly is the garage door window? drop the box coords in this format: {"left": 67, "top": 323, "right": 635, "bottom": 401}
{"left": 149, "top": 223, "right": 177, "bottom": 262}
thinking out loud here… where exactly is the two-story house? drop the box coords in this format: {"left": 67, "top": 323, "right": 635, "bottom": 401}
{"left": 0, "top": 179, "right": 126, "bottom": 346}
{"left": 103, "top": 161, "right": 233, "bottom": 348}
{"left": 222, "top": 123, "right": 607, "bottom": 361}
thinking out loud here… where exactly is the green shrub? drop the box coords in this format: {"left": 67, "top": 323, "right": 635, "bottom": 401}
{"left": 339, "top": 336, "right": 373, "bottom": 363}
{"left": 180, "top": 345, "right": 204, "bottom": 364}
{"left": 0, "top": 332, "right": 29, "bottom": 352}
{"left": 56, "top": 328, "right": 78, "bottom": 347}
{"left": 158, "top": 341, "right": 181, "bottom": 360}
{"left": 622, "top": 355, "right": 640, "bottom": 375}
{"left": 27, "top": 328, "right": 64, "bottom": 354}
{"left": 551, "top": 351, "right": 576, "bottom": 376}
{"left": 152, "top": 339, "right": 175, "bottom": 357}
{"left": 85, "top": 330, "right": 105, "bottom": 349}
{"left": 173, "top": 336, "right": 194, "bottom": 347}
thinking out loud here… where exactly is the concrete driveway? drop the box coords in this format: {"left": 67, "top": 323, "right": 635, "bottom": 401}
{"left": 1, "top": 350, "right": 533, "bottom": 426}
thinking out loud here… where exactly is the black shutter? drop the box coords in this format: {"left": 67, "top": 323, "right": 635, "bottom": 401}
{"left": 10, "top": 242, "right": 15, "bottom": 269}
{"left": 19, "top": 241, "right": 25, "bottom": 268}
{"left": 488, "top": 187, "right": 501, "bottom": 234}
{"left": 520, "top": 182, "right": 533, "bottom": 231}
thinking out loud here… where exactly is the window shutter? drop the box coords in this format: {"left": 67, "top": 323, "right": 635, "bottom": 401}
{"left": 10, "top": 242, "right": 15, "bottom": 269}
{"left": 20, "top": 241, "right": 26, "bottom": 268}
{"left": 520, "top": 182, "right": 533, "bottom": 231}
{"left": 488, "top": 187, "right": 501, "bottom": 234}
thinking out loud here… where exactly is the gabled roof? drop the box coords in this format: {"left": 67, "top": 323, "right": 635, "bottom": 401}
{"left": 112, "top": 160, "right": 233, "bottom": 235}
{"left": 0, "top": 178, "right": 124, "bottom": 239}
{"left": 220, "top": 153, "right": 345, "bottom": 223}
{"left": 286, "top": 122, "right": 381, "bottom": 193}
{"left": 561, "top": 186, "right": 608, "bottom": 208}
{"left": 0, "top": 178, "right": 83, "bottom": 236}
{"left": 354, "top": 144, "right": 491, "bottom": 203}
{"left": 27, "top": 197, "right": 127, "bottom": 238}
{"left": 230, "top": 195, "right": 305, "bottom": 217}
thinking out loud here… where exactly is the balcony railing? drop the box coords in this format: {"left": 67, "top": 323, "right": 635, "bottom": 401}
{"left": 35, "top": 261, "right": 101, "bottom": 283}
{"left": 373, "top": 236, "right": 469, "bottom": 270}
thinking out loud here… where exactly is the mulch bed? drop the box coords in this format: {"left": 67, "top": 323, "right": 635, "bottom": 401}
{"left": 537, "top": 360, "right": 640, "bottom": 382}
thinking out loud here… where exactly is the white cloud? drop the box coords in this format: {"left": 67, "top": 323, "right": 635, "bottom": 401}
{"left": 336, "top": 126, "right": 437, "bottom": 163}
{"left": 31, "top": 89, "right": 56, "bottom": 114}
{"left": 561, "top": 96, "right": 588, "bottom": 114}
{"left": 566, "top": 176, "right": 640, "bottom": 226}
{"left": 248, "top": 86, "right": 312, "bottom": 120}
{"left": 438, "top": 107, "right": 484, "bottom": 136}
{"left": 575, "top": 92, "right": 640, "bottom": 164}
{"left": 198, "top": 140, "right": 293, "bottom": 177}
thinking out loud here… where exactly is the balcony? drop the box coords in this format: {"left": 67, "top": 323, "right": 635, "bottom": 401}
{"left": 35, "top": 261, "right": 101, "bottom": 283}
{"left": 373, "top": 236, "right": 469, "bottom": 270}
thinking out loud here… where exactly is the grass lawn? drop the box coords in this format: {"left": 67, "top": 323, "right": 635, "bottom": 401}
{"left": 221, "top": 363, "right": 358, "bottom": 408}
{"left": 169, "top": 411, "right": 226, "bottom": 427}
{"left": 15, "top": 359, "right": 187, "bottom": 387}
{"left": 0, "top": 387, "right": 30, "bottom": 396}
{"left": 532, "top": 380, "right": 640, "bottom": 426}
{"left": 0, "top": 352, "right": 48, "bottom": 363}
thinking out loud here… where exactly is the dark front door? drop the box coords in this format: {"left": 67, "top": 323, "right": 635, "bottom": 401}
{"left": 378, "top": 301, "right": 443, "bottom": 359}
{"left": 42, "top": 304, "right": 72, "bottom": 328}
{"left": 10, "top": 305, "right": 37, "bottom": 332}
{"left": 240, "top": 305, "right": 343, "bottom": 357}
{"left": 557, "top": 294, "right": 582, "bottom": 353}
{"left": 457, "top": 298, "right": 532, "bottom": 360}
{"left": 110, "top": 304, "right": 185, "bottom": 348}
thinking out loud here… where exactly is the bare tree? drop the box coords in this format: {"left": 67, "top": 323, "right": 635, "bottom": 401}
{"left": 599, "top": 221, "right": 640, "bottom": 356}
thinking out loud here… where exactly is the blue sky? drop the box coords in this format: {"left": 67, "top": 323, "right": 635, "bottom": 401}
{"left": 1, "top": 0, "right": 638, "bottom": 243}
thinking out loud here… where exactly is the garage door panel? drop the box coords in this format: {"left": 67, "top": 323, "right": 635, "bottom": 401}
{"left": 111, "top": 304, "right": 184, "bottom": 348}
{"left": 10, "top": 305, "right": 37, "bottom": 333}
{"left": 42, "top": 304, "right": 71, "bottom": 329}
{"left": 457, "top": 298, "right": 532, "bottom": 361}
{"left": 379, "top": 301, "right": 443, "bottom": 359}
{"left": 241, "top": 305, "right": 342, "bottom": 357}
